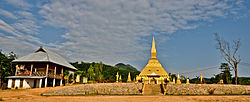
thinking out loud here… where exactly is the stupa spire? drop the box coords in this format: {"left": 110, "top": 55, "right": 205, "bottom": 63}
{"left": 127, "top": 72, "right": 131, "bottom": 82}
{"left": 151, "top": 36, "right": 157, "bottom": 59}
{"left": 139, "top": 35, "right": 169, "bottom": 84}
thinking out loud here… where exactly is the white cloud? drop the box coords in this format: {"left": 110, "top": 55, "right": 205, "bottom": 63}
{"left": 0, "top": 0, "right": 246, "bottom": 71}
{"left": 4, "top": 0, "right": 32, "bottom": 9}
{"left": 38, "top": 0, "right": 244, "bottom": 68}
{"left": 0, "top": 19, "right": 44, "bottom": 51}
{"left": 0, "top": 9, "right": 17, "bottom": 19}
{"left": 0, "top": 34, "right": 37, "bottom": 58}
{"left": 12, "top": 19, "right": 40, "bottom": 35}
{"left": 0, "top": 1, "right": 41, "bottom": 44}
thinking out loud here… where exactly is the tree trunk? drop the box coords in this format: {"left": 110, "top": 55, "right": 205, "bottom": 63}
{"left": 235, "top": 67, "right": 238, "bottom": 85}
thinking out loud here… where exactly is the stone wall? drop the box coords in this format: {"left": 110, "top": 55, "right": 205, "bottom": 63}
{"left": 42, "top": 83, "right": 250, "bottom": 96}
{"left": 166, "top": 84, "right": 250, "bottom": 95}
{"left": 42, "top": 83, "right": 143, "bottom": 96}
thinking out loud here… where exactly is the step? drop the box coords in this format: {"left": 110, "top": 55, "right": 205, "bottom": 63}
{"left": 143, "top": 84, "right": 163, "bottom": 95}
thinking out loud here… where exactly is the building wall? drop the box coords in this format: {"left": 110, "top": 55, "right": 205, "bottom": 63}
{"left": 7, "top": 78, "right": 43, "bottom": 89}
{"left": 36, "top": 79, "right": 40, "bottom": 88}
{"left": 23, "top": 79, "right": 34, "bottom": 88}
{"left": 7, "top": 79, "right": 12, "bottom": 88}
{"left": 14, "top": 79, "right": 20, "bottom": 88}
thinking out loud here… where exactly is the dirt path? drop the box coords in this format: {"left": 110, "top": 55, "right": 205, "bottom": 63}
{"left": 0, "top": 86, "right": 249, "bottom": 102}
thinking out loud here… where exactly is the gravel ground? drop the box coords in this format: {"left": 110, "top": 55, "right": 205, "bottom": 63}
{"left": 0, "top": 84, "right": 249, "bottom": 102}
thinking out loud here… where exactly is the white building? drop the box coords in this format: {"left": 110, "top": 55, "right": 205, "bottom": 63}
{"left": 6, "top": 47, "right": 77, "bottom": 89}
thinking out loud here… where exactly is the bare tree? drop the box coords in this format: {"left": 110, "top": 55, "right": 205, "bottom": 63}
{"left": 215, "top": 33, "right": 241, "bottom": 84}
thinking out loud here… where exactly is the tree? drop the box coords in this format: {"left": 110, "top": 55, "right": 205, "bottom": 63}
{"left": 98, "top": 62, "right": 103, "bottom": 81}
{"left": 0, "top": 50, "right": 15, "bottom": 87}
{"left": 94, "top": 62, "right": 103, "bottom": 81}
{"left": 7, "top": 52, "right": 17, "bottom": 75}
{"left": 99, "top": 61, "right": 103, "bottom": 76}
{"left": 215, "top": 33, "right": 241, "bottom": 84}
{"left": 168, "top": 73, "right": 177, "bottom": 82}
{"left": 180, "top": 75, "right": 186, "bottom": 83}
{"left": 210, "top": 63, "right": 232, "bottom": 84}
{"left": 87, "top": 65, "right": 95, "bottom": 81}
{"left": 63, "top": 70, "right": 70, "bottom": 84}
{"left": 219, "top": 63, "right": 232, "bottom": 84}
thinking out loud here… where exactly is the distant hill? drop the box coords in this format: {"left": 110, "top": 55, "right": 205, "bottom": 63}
{"left": 115, "top": 63, "right": 139, "bottom": 72}
{"left": 70, "top": 62, "right": 140, "bottom": 82}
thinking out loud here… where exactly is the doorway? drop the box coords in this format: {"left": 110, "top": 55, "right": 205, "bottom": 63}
{"left": 20, "top": 79, "right": 23, "bottom": 88}
{"left": 33, "top": 80, "right": 37, "bottom": 88}
{"left": 12, "top": 79, "right": 15, "bottom": 88}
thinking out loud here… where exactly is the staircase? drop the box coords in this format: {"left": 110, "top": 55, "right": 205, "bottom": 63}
{"left": 142, "top": 84, "right": 164, "bottom": 95}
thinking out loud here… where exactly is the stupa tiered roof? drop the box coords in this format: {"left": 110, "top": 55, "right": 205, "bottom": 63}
{"left": 139, "top": 37, "right": 168, "bottom": 77}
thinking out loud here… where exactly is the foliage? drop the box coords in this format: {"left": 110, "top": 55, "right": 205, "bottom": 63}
{"left": 71, "top": 62, "right": 140, "bottom": 82}
{"left": 210, "top": 63, "right": 232, "bottom": 84}
{"left": 207, "top": 88, "right": 216, "bottom": 95}
{"left": 63, "top": 70, "right": 70, "bottom": 83}
{"left": 168, "top": 73, "right": 177, "bottom": 82}
{"left": 180, "top": 75, "right": 186, "bottom": 83}
{"left": 115, "top": 63, "right": 139, "bottom": 72}
{"left": 94, "top": 62, "right": 103, "bottom": 80}
{"left": 219, "top": 63, "right": 232, "bottom": 84}
{"left": 233, "top": 77, "right": 250, "bottom": 85}
{"left": 0, "top": 50, "right": 16, "bottom": 87}
{"left": 87, "top": 65, "right": 95, "bottom": 81}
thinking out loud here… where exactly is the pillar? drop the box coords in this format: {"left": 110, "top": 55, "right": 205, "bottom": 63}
{"left": 60, "top": 79, "right": 63, "bottom": 86}
{"left": 61, "top": 67, "right": 64, "bottom": 79}
{"left": 72, "top": 72, "right": 75, "bottom": 83}
{"left": 53, "top": 65, "right": 56, "bottom": 87}
{"left": 53, "top": 79, "right": 55, "bottom": 87}
{"left": 149, "top": 78, "right": 151, "bottom": 84}
{"left": 45, "top": 78, "right": 47, "bottom": 88}
{"left": 15, "top": 65, "right": 19, "bottom": 75}
{"left": 39, "top": 79, "right": 42, "bottom": 88}
{"left": 30, "top": 64, "right": 33, "bottom": 76}
{"left": 54, "top": 65, "right": 57, "bottom": 76}
{"left": 45, "top": 64, "right": 49, "bottom": 88}
{"left": 46, "top": 64, "right": 49, "bottom": 77}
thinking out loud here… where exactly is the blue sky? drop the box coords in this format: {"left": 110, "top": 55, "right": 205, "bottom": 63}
{"left": 0, "top": 0, "right": 249, "bottom": 78}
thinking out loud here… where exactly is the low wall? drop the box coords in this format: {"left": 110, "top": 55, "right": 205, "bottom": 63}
{"left": 42, "top": 83, "right": 143, "bottom": 96}
{"left": 42, "top": 83, "right": 250, "bottom": 96}
{"left": 166, "top": 84, "right": 250, "bottom": 95}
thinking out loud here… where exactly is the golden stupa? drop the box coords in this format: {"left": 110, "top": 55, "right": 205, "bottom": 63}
{"left": 127, "top": 72, "right": 132, "bottom": 82}
{"left": 138, "top": 36, "right": 169, "bottom": 84}
{"left": 176, "top": 72, "right": 181, "bottom": 84}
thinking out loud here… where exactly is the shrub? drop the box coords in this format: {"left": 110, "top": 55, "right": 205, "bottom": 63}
{"left": 207, "top": 88, "right": 216, "bottom": 95}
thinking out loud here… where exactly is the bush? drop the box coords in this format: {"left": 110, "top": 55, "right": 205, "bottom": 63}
{"left": 207, "top": 88, "right": 216, "bottom": 95}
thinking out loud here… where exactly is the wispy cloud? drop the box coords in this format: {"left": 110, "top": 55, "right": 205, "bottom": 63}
{"left": 0, "top": 0, "right": 247, "bottom": 70}
{"left": 4, "top": 0, "right": 32, "bottom": 9}
{"left": 0, "top": 19, "right": 43, "bottom": 45}
{"left": 38, "top": 0, "right": 245, "bottom": 66}
{"left": 0, "top": 9, "right": 17, "bottom": 19}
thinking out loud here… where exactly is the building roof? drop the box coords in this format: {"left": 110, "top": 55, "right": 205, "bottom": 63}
{"left": 139, "top": 36, "right": 168, "bottom": 77}
{"left": 13, "top": 47, "right": 77, "bottom": 70}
